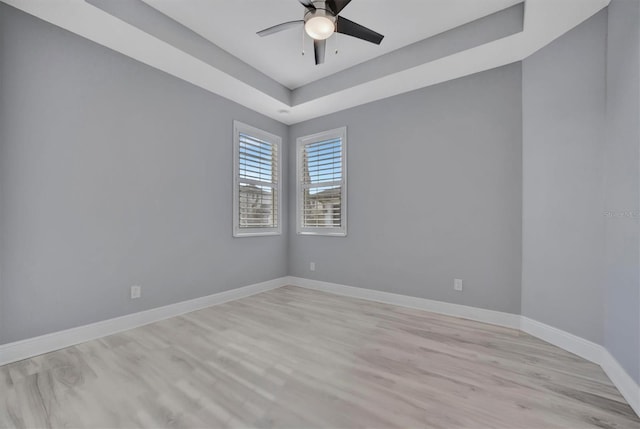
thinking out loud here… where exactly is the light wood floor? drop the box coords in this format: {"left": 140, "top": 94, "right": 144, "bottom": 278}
{"left": 1, "top": 286, "right": 638, "bottom": 429}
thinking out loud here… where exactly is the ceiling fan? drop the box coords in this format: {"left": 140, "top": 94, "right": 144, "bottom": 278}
{"left": 257, "top": 0, "right": 384, "bottom": 65}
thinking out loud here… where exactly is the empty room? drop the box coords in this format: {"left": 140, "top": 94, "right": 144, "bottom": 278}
{"left": 1, "top": 0, "right": 639, "bottom": 427}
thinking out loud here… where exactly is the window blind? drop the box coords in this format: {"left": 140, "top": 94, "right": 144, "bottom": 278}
{"left": 301, "top": 137, "right": 343, "bottom": 228}
{"left": 238, "top": 133, "right": 278, "bottom": 228}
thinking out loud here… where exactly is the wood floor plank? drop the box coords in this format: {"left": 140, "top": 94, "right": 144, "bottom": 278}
{"left": 1, "top": 285, "right": 638, "bottom": 428}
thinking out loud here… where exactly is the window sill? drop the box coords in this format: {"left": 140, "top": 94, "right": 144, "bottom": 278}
{"left": 297, "top": 230, "right": 347, "bottom": 237}
{"left": 234, "top": 231, "right": 281, "bottom": 238}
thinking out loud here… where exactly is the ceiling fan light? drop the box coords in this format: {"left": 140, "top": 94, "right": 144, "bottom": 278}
{"left": 305, "top": 16, "right": 335, "bottom": 40}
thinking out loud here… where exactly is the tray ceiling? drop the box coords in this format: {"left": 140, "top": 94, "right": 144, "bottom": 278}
{"left": 142, "top": 0, "right": 522, "bottom": 89}
{"left": 1, "top": 0, "right": 610, "bottom": 124}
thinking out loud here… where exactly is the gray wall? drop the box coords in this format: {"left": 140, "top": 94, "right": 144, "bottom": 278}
{"left": 1, "top": 1, "right": 638, "bottom": 389}
{"left": 522, "top": 11, "right": 607, "bottom": 344}
{"left": 0, "top": 1, "right": 6, "bottom": 344}
{"left": 604, "top": 0, "right": 640, "bottom": 384}
{"left": 288, "top": 64, "right": 523, "bottom": 314}
{"left": 0, "top": 3, "right": 288, "bottom": 344}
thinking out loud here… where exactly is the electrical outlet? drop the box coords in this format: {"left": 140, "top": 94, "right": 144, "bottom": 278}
{"left": 130, "top": 285, "right": 142, "bottom": 299}
{"left": 310, "top": 262, "right": 316, "bottom": 272}
{"left": 454, "top": 279, "right": 463, "bottom": 291}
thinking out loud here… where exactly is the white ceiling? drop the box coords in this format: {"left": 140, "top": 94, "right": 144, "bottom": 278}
{"left": 2, "top": 0, "right": 610, "bottom": 124}
{"left": 141, "top": 0, "right": 522, "bottom": 89}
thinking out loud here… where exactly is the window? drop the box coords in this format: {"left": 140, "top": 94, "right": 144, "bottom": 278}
{"left": 233, "top": 121, "right": 282, "bottom": 237}
{"left": 296, "top": 127, "right": 347, "bottom": 236}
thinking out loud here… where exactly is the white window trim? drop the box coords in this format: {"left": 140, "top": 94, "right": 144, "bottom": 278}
{"left": 233, "top": 120, "right": 282, "bottom": 237}
{"left": 296, "top": 126, "right": 347, "bottom": 237}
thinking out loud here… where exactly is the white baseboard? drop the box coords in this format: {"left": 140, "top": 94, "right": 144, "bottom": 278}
{"left": 2, "top": 275, "right": 637, "bottom": 418}
{"left": 520, "top": 316, "right": 604, "bottom": 365}
{"left": 0, "top": 277, "right": 287, "bottom": 366}
{"left": 285, "top": 276, "right": 521, "bottom": 329}
{"left": 601, "top": 349, "right": 640, "bottom": 417}
{"left": 286, "top": 276, "right": 639, "bottom": 418}
{"left": 519, "top": 318, "right": 639, "bottom": 417}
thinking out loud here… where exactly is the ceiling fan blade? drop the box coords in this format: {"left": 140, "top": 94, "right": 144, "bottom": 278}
{"left": 314, "top": 39, "right": 326, "bottom": 65}
{"left": 257, "top": 20, "right": 304, "bottom": 37}
{"left": 336, "top": 16, "right": 384, "bottom": 45}
{"left": 326, "top": 0, "right": 352, "bottom": 14}
{"left": 298, "top": 0, "right": 316, "bottom": 11}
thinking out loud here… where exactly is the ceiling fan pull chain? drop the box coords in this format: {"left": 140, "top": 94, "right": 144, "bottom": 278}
{"left": 301, "top": 25, "right": 306, "bottom": 56}
{"left": 335, "top": 33, "right": 339, "bottom": 55}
